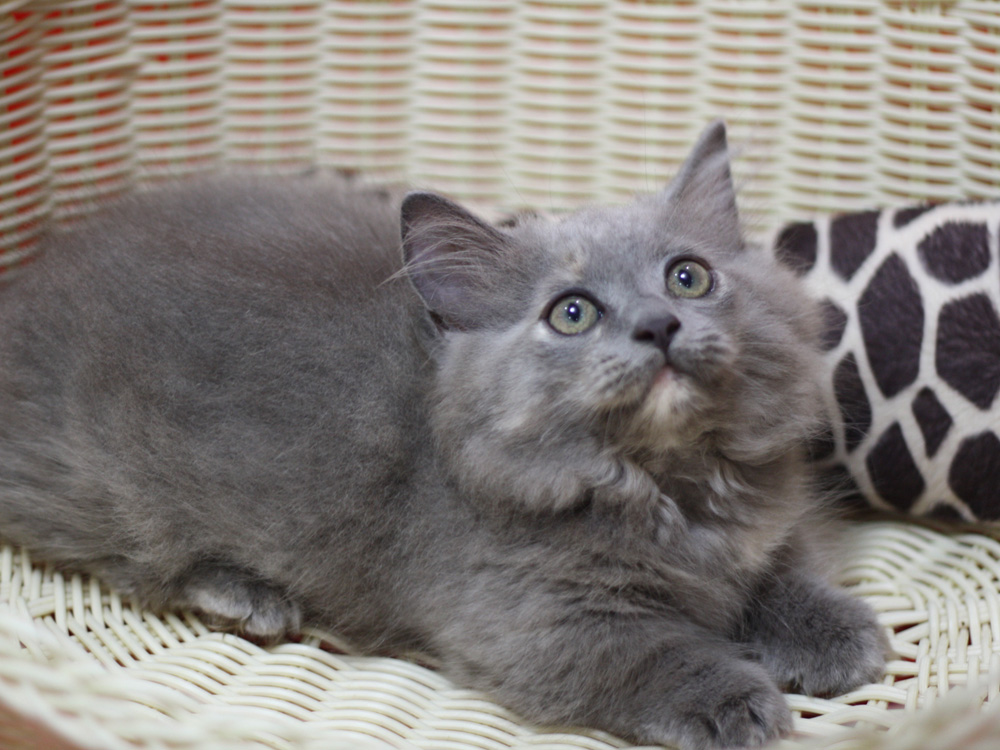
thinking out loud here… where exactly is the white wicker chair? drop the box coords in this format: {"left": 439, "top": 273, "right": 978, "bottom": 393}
{"left": 1, "top": 3, "right": 999, "bottom": 749}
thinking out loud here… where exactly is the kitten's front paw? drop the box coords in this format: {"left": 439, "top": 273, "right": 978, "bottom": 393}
{"left": 757, "top": 588, "right": 889, "bottom": 698}
{"left": 646, "top": 661, "right": 792, "bottom": 750}
{"left": 799, "top": 596, "right": 888, "bottom": 697}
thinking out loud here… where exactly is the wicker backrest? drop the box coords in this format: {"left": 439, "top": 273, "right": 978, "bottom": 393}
{"left": 2, "top": 0, "right": 999, "bottom": 278}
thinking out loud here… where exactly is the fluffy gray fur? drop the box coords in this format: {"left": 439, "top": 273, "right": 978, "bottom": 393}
{"left": 0, "top": 122, "right": 886, "bottom": 749}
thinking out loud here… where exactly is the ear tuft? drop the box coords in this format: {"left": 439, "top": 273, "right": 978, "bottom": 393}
{"left": 400, "top": 192, "right": 465, "bottom": 256}
{"left": 400, "top": 191, "right": 512, "bottom": 330}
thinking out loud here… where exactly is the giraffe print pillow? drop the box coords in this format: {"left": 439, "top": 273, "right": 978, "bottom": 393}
{"left": 773, "top": 202, "right": 1000, "bottom": 523}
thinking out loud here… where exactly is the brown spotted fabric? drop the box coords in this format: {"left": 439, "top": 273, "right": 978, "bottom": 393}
{"left": 773, "top": 202, "right": 1000, "bottom": 522}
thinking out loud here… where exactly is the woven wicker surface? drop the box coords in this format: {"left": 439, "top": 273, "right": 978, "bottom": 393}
{"left": 1, "top": 520, "right": 998, "bottom": 750}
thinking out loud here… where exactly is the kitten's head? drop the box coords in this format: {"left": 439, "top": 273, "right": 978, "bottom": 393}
{"left": 401, "top": 121, "right": 824, "bottom": 513}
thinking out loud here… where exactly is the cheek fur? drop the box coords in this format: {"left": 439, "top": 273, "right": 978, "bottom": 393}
{"left": 540, "top": 330, "right": 664, "bottom": 415}
{"left": 669, "top": 326, "right": 739, "bottom": 385}
{"left": 704, "top": 292, "right": 826, "bottom": 462}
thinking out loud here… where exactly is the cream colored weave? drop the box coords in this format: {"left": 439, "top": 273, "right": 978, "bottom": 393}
{"left": 3, "top": 1, "right": 1000, "bottom": 277}
{"left": 2, "top": 2, "right": 1000, "bottom": 748}
{"left": 2, "top": 521, "right": 1000, "bottom": 750}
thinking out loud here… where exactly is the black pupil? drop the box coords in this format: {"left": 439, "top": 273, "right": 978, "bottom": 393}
{"left": 566, "top": 301, "right": 582, "bottom": 322}
{"left": 677, "top": 267, "right": 693, "bottom": 288}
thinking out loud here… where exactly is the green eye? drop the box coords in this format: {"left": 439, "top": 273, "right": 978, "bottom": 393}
{"left": 667, "top": 259, "right": 713, "bottom": 298}
{"left": 547, "top": 294, "right": 601, "bottom": 335}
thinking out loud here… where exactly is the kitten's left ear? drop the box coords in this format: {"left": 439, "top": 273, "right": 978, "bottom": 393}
{"left": 662, "top": 120, "right": 742, "bottom": 248}
{"left": 400, "top": 191, "right": 515, "bottom": 330}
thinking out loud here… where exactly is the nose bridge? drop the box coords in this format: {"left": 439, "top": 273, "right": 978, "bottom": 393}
{"left": 628, "top": 290, "right": 677, "bottom": 326}
{"left": 603, "top": 264, "right": 675, "bottom": 333}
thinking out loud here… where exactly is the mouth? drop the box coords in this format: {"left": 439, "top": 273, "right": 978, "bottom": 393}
{"left": 639, "top": 360, "right": 698, "bottom": 411}
{"left": 644, "top": 361, "right": 688, "bottom": 401}
{"left": 598, "top": 359, "right": 690, "bottom": 417}
{"left": 650, "top": 365, "right": 676, "bottom": 390}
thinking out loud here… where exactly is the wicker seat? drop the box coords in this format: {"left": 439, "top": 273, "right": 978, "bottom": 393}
{"left": 1, "top": 3, "right": 999, "bottom": 748}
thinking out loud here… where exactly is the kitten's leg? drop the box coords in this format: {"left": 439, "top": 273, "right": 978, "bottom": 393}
{"left": 739, "top": 569, "right": 888, "bottom": 697}
{"left": 96, "top": 558, "right": 301, "bottom": 640}
{"left": 435, "top": 610, "right": 791, "bottom": 750}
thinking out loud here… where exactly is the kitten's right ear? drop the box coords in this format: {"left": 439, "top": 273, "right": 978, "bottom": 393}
{"left": 401, "top": 191, "right": 513, "bottom": 330}
{"left": 661, "top": 119, "right": 742, "bottom": 248}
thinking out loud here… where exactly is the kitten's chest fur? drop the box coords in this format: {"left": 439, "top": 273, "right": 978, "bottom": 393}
{"left": 656, "top": 464, "right": 804, "bottom": 580}
{"left": 666, "top": 507, "right": 781, "bottom": 583}
{"left": 455, "top": 464, "right": 806, "bottom": 640}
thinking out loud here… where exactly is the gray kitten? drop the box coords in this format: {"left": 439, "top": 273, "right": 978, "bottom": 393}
{"left": 0, "top": 122, "right": 886, "bottom": 750}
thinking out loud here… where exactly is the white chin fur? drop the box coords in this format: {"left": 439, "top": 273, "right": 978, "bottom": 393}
{"left": 628, "top": 372, "right": 703, "bottom": 449}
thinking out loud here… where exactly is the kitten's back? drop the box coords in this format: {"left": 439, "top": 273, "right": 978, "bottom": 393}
{"left": 0, "top": 175, "right": 431, "bottom": 597}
